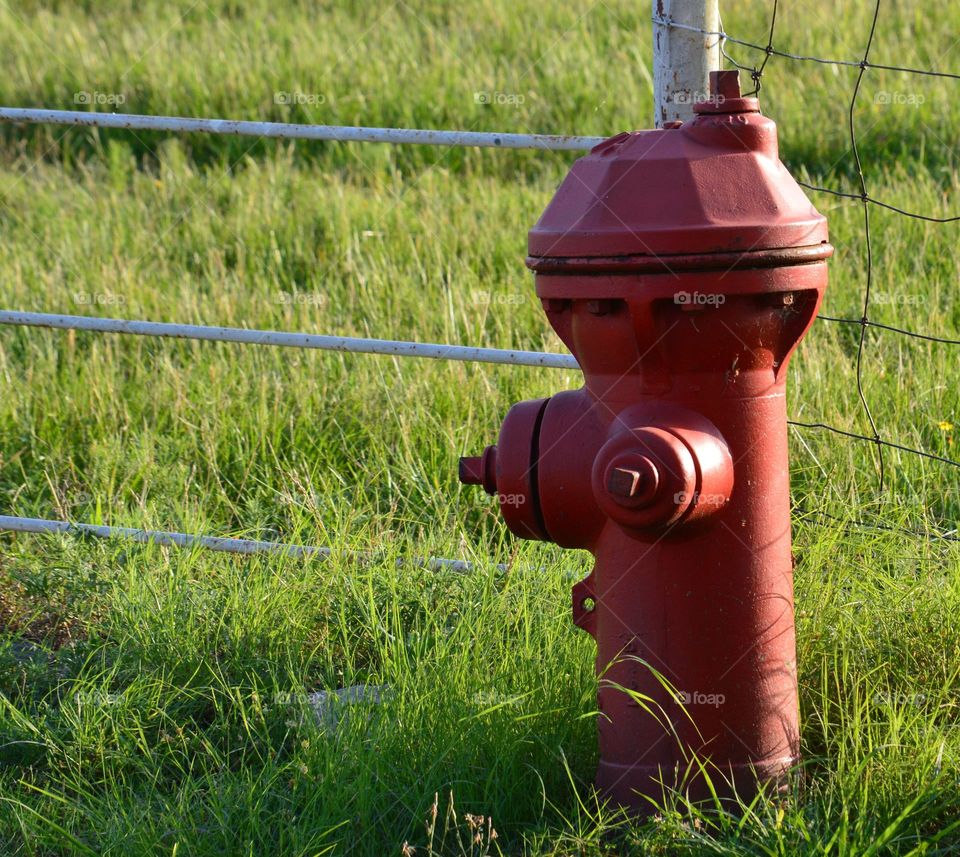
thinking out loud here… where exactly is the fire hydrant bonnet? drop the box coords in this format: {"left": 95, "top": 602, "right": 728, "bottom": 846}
{"left": 528, "top": 71, "right": 832, "bottom": 271}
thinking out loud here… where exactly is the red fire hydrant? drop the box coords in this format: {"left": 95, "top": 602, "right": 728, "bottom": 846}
{"left": 459, "top": 71, "right": 832, "bottom": 810}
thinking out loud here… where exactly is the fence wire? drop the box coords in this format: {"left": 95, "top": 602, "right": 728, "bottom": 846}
{"left": 0, "top": 107, "right": 602, "bottom": 151}
{"left": 0, "top": 515, "right": 501, "bottom": 572}
{"left": 0, "top": 310, "right": 579, "bottom": 370}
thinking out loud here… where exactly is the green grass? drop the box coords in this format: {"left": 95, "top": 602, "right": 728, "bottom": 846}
{"left": 0, "top": 0, "right": 959, "bottom": 853}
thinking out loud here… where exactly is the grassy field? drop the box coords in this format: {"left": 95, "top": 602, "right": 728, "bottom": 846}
{"left": 0, "top": 0, "right": 959, "bottom": 853}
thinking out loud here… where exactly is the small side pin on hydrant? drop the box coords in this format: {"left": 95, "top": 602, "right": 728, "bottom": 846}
{"left": 459, "top": 71, "right": 832, "bottom": 810}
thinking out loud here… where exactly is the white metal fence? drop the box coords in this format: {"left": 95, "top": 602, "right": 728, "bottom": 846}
{"left": 2, "top": 1, "right": 958, "bottom": 562}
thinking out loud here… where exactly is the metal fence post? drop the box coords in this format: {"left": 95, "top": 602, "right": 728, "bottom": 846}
{"left": 653, "top": 0, "right": 721, "bottom": 127}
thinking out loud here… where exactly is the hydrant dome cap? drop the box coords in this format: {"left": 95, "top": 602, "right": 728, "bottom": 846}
{"left": 527, "top": 115, "right": 830, "bottom": 264}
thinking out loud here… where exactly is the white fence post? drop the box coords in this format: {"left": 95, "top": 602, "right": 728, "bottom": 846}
{"left": 653, "top": 0, "right": 721, "bottom": 128}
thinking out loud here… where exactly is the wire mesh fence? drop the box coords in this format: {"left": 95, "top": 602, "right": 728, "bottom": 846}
{"left": 657, "top": 0, "right": 960, "bottom": 542}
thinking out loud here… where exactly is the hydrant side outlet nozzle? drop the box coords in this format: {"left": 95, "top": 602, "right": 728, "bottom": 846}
{"left": 458, "top": 446, "right": 497, "bottom": 495}
{"left": 460, "top": 69, "right": 831, "bottom": 812}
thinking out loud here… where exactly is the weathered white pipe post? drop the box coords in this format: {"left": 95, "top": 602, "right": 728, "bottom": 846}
{"left": 653, "top": 0, "right": 721, "bottom": 127}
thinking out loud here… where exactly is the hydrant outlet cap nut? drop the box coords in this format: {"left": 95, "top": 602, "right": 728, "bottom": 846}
{"left": 592, "top": 428, "right": 698, "bottom": 529}
{"left": 605, "top": 457, "right": 659, "bottom": 508}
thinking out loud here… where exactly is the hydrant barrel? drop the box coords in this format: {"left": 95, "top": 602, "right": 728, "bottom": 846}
{"left": 460, "top": 70, "right": 831, "bottom": 811}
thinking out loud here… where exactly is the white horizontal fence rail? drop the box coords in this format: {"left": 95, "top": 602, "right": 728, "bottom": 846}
{"left": 0, "top": 515, "right": 496, "bottom": 572}
{"left": 0, "top": 107, "right": 605, "bottom": 151}
{"left": 0, "top": 311, "right": 581, "bottom": 370}
{"left": 0, "top": 313, "right": 574, "bottom": 568}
